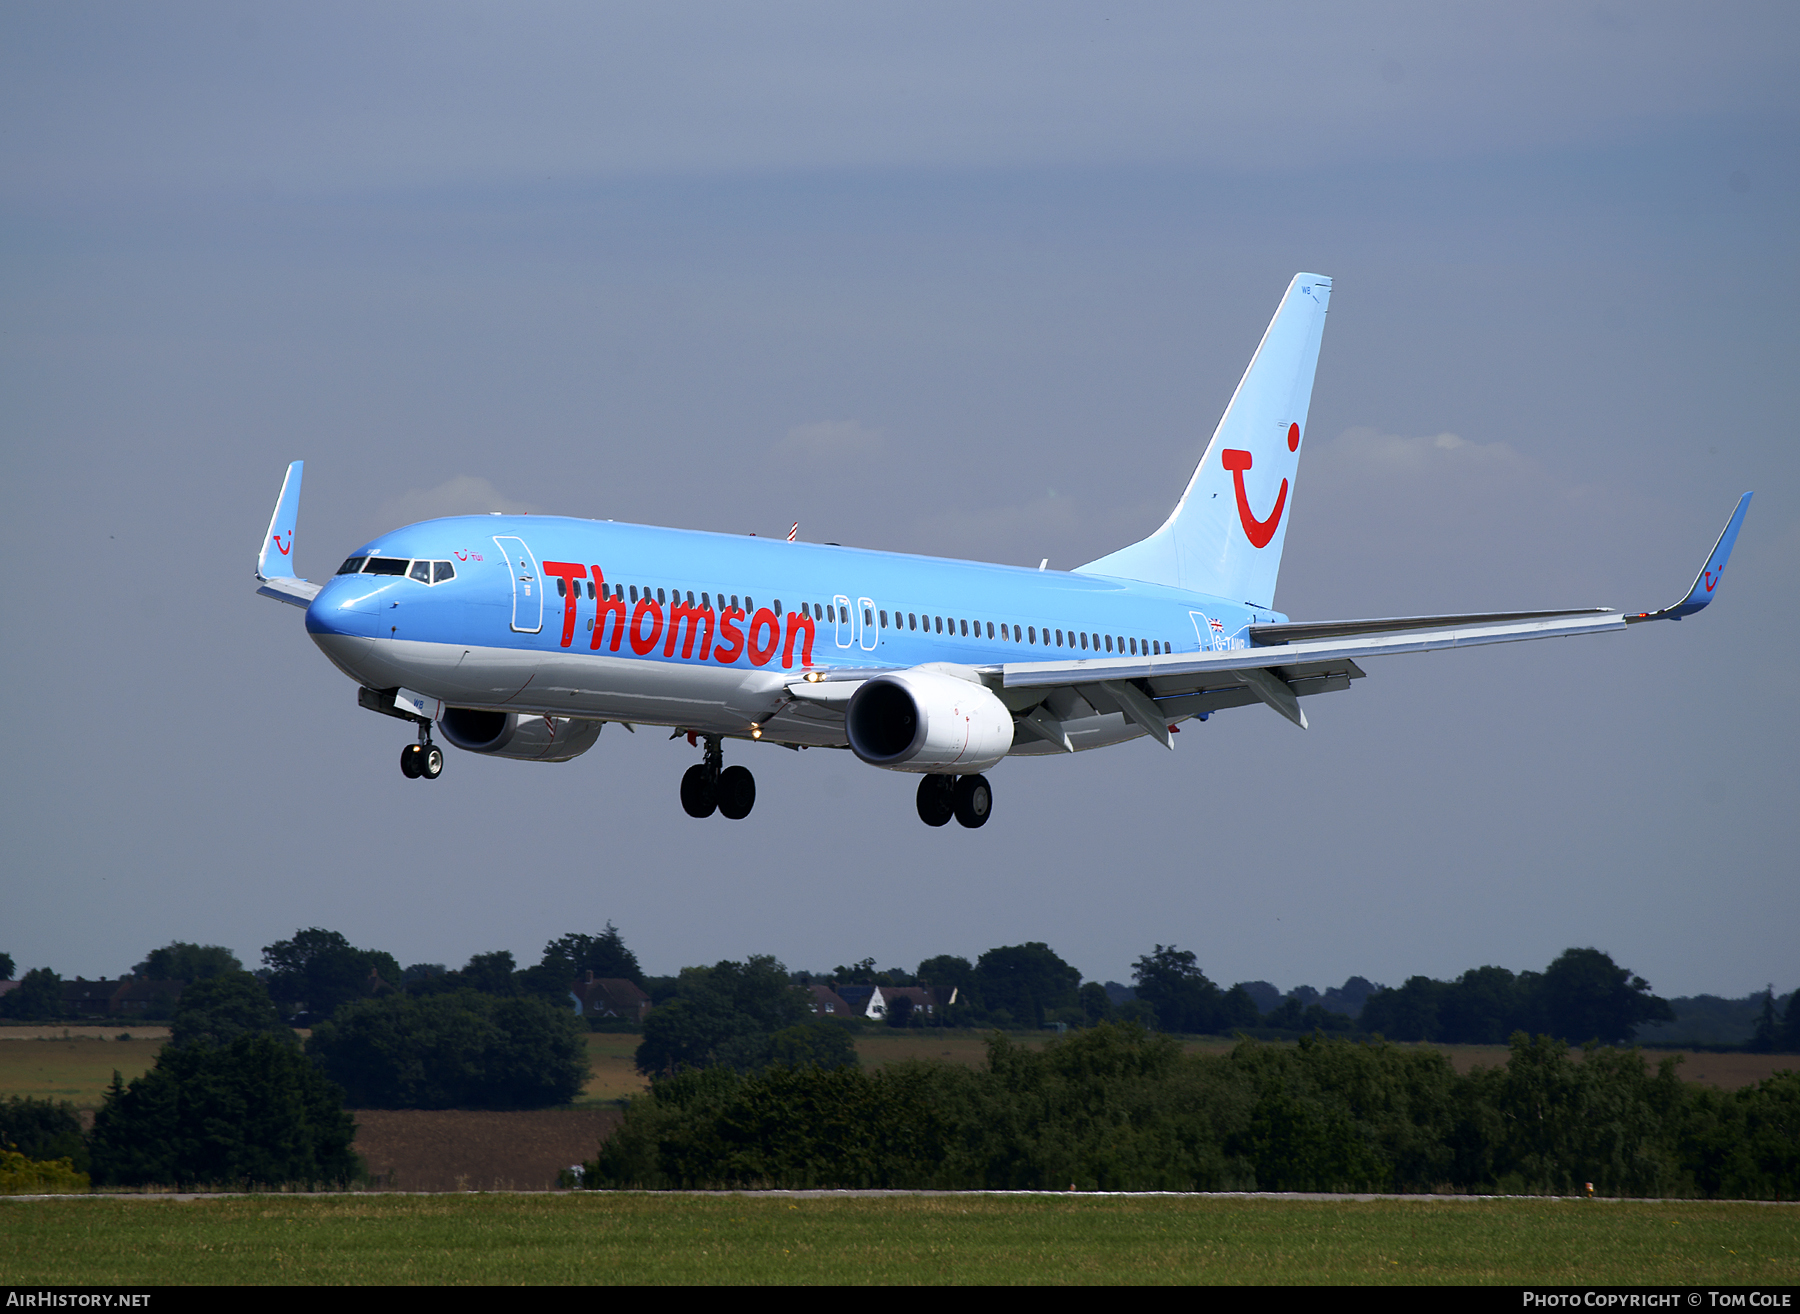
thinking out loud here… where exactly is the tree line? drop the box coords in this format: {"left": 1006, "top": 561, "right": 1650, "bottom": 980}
{"left": 4, "top": 921, "right": 1796, "bottom": 1192}
{"left": 7, "top": 930, "right": 1797, "bottom": 1053}
{"left": 582, "top": 1024, "right": 1800, "bottom": 1199}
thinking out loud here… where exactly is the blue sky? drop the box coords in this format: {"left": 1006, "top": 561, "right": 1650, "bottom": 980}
{"left": 2, "top": 3, "right": 1794, "bottom": 999}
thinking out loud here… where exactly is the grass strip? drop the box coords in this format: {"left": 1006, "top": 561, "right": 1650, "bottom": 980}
{"left": 2, "top": 1193, "right": 1795, "bottom": 1285}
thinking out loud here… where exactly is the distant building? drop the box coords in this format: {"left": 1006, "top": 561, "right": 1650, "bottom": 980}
{"left": 570, "top": 973, "right": 651, "bottom": 1022}
{"left": 806, "top": 984, "right": 855, "bottom": 1017}
{"left": 833, "top": 984, "right": 877, "bottom": 1017}
{"left": 869, "top": 986, "right": 941, "bottom": 1021}
{"left": 58, "top": 977, "right": 183, "bottom": 1018}
{"left": 110, "top": 978, "right": 184, "bottom": 1016}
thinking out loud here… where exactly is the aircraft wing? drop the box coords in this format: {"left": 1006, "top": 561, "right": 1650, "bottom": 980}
{"left": 1002, "top": 491, "right": 1753, "bottom": 743}
{"left": 257, "top": 576, "right": 323, "bottom": 607}
{"left": 999, "top": 610, "right": 1621, "bottom": 736}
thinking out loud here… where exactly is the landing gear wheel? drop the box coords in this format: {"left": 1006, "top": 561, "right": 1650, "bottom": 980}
{"left": 716, "top": 765, "right": 756, "bottom": 820}
{"left": 420, "top": 745, "right": 444, "bottom": 779}
{"left": 400, "top": 744, "right": 423, "bottom": 779}
{"left": 680, "top": 763, "right": 717, "bottom": 818}
{"left": 952, "top": 774, "right": 992, "bottom": 829}
{"left": 916, "top": 774, "right": 954, "bottom": 827}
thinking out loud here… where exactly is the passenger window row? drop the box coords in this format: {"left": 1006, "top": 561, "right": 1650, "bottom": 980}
{"left": 337, "top": 557, "right": 456, "bottom": 584}
{"left": 601, "top": 591, "right": 1174, "bottom": 658}
{"left": 893, "top": 610, "right": 1171, "bottom": 657}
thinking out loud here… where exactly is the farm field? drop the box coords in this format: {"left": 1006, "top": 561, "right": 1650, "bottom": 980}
{"left": 578, "top": 1032, "right": 648, "bottom": 1102}
{"left": 0, "top": 1035, "right": 167, "bottom": 1108}
{"left": 351, "top": 1109, "right": 621, "bottom": 1192}
{"left": 1, "top": 1192, "right": 1794, "bottom": 1285}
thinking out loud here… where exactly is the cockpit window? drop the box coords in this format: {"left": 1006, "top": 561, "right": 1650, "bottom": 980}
{"left": 337, "top": 557, "right": 366, "bottom": 575}
{"left": 409, "top": 561, "right": 432, "bottom": 583}
{"left": 433, "top": 561, "right": 456, "bottom": 584}
{"left": 363, "top": 557, "right": 409, "bottom": 576}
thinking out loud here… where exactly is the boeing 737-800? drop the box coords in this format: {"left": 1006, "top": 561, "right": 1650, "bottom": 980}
{"left": 254, "top": 274, "right": 1751, "bottom": 828}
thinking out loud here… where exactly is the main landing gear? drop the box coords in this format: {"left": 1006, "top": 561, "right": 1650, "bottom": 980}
{"left": 681, "top": 734, "right": 755, "bottom": 820}
{"left": 917, "top": 773, "right": 991, "bottom": 829}
{"left": 399, "top": 723, "right": 443, "bottom": 781}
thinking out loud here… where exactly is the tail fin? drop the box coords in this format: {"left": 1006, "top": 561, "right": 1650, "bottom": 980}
{"left": 1078, "top": 273, "right": 1331, "bottom": 607}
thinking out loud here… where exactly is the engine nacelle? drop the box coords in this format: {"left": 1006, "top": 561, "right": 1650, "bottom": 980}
{"left": 845, "top": 667, "right": 1013, "bottom": 773}
{"left": 438, "top": 707, "right": 603, "bottom": 763}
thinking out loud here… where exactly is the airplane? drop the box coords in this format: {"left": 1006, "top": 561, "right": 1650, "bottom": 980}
{"left": 255, "top": 273, "right": 1752, "bottom": 829}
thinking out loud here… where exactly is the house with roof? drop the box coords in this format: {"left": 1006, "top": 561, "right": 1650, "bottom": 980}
{"left": 821, "top": 983, "right": 945, "bottom": 1022}
{"left": 869, "top": 985, "right": 942, "bottom": 1022}
{"left": 58, "top": 977, "right": 184, "bottom": 1018}
{"left": 832, "top": 984, "right": 877, "bottom": 1017}
{"left": 570, "top": 973, "right": 652, "bottom": 1022}
{"left": 110, "top": 977, "right": 184, "bottom": 1016}
{"left": 805, "top": 983, "right": 856, "bottom": 1018}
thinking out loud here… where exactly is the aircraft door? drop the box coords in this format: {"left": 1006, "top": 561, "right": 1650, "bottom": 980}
{"left": 833, "top": 594, "right": 853, "bottom": 648}
{"left": 494, "top": 536, "right": 544, "bottom": 634}
{"left": 858, "top": 597, "right": 878, "bottom": 652}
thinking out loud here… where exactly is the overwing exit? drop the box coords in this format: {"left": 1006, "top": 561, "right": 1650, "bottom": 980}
{"left": 254, "top": 274, "right": 1752, "bottom": 828}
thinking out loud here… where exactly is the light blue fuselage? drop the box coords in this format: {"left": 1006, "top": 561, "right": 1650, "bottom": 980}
{"left": 305, "top": 515, "right": 1285, "bottom": 753}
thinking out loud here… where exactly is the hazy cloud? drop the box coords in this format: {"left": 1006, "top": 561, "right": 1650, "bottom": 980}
{"left": 373, "top": 475, "right": 540, "bottom": 535}
{"left": 775, "top": 420, "right": 886, "bottom": 464}
{"left": 1283, "top": 426, "right": 1662, "bottom": 615}
{"left": 908, "top": 489, "right": 1170, "bottom": 570}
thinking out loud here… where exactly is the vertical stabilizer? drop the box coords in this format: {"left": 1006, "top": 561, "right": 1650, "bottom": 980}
{"left": 1077, "top": 274, "right": 1331, "bottom": 607}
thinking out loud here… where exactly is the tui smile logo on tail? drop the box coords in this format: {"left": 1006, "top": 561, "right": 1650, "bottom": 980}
{"left": 1221, "top": 424, "right": 1299, "bottom": 549}
{"left": 271, "top": 532, "right": 292, "bottom": 556}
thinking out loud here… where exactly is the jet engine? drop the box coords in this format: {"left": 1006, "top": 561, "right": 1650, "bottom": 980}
{"left": 437, "top": 707, "right": 603, "bottom": 762}
{"left": 845, "top": 667, "right": 1013, "bottom": 773}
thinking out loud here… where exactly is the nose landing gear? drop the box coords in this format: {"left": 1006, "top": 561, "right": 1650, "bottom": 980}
{"left": 400, "top": 724, "right": 443, "bottom": 781}
{"left": 681, "top": 734, "right": 755, "bottom": 820}
{"left": 917, "top": 773, "right": 991, "bottom": 828}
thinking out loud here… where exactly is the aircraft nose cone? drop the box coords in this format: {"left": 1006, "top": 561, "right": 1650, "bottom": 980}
{"left": 305, "top": 576, "right": 384, "bottom": 639}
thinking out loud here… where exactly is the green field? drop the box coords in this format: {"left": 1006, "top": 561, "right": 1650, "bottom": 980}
{"left": 0, "top": 1037, "right": 166, "bottom": 1108}
{"left": 1, "top": 1193, "right": 1794, "bottom": 1284}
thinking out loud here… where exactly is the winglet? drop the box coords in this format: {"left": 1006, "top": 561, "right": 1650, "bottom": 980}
{"left": 258, "top": 461, "right": 304, "bottom": 580}
{"left": 255, "top": 461, "right": 321, "bottom": 608}
{"left": 1628, "top": 492, "right": 1752, "bottom": 624}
